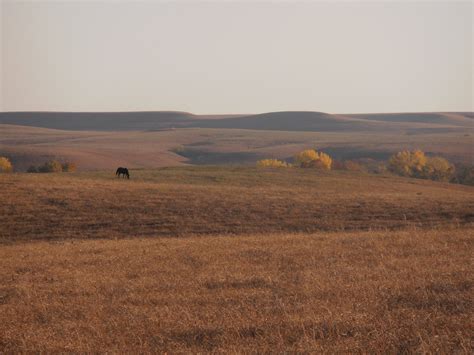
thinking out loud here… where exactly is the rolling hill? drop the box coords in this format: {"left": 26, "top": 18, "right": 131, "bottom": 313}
{"left": 0, "top": 111, "right": 472, "bottom": 132}
{"left": 1, "top": 110, "right": 472, "bottom": 171}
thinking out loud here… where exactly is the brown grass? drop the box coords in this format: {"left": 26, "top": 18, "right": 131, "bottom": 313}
{"left": 0, "top": 229, "right": 472, "bottom": 352}
{"left": 1, "top": 167, "right": 473, "bottom": 243}
{"left": 1, "top": 167, "right": 473, "bottom": 352}
{"left": 2, "top": 123, "right": 473, "bottom": 171}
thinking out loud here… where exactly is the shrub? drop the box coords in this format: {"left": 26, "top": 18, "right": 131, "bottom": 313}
{"left": 38, "top": 160, "right": 63, "bottom": 173}
{"left": 27, "top": 165, "right": 38, "bottom": 173}
{"left": 331, "top": 160, "right": 345, "bottom": 170}
{"left": 294, "top": 149, "right": 332, "bottom": 170}
{"left": 453, "top": 164, "right": 474, "bottom": 186}
{"left": 422, "top": 157, "right": 454, "bottom": 182}
{"left": 389, "top": 150, "right": 456, "bottom": 182}
{"left": 62, "top": 162, "right": 77, "bottom": 172}
{"left": 388, "top": 150, "right": 427, "bottom": 177}
{"left": 294, "top": 149, "right": 319, "bottom": 167}
{"left": 0, "top": 157, "right": 13, "bottom": 173}
{"left": 342, "top": 160, "right": 367, "bottom": 172}
{"left": 316, "top": 152, "right": 332, "bottom": 170}
{"left": 256, "top": 159, "right": 290, "bottom": 168}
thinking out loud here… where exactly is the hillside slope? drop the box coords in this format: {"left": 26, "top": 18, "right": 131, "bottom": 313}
{"left": 1, "top": 111, "right": 471, "bottom": 132}
{"left": 0, "top": 111, "right": 197, "bottom": 131}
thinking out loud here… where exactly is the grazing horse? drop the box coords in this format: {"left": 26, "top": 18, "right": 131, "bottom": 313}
{"left": 116, "top": 167, "right": 130, "bottom": 179}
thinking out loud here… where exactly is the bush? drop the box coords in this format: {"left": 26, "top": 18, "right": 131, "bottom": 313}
{"left": 0, "top": 157, "right": 13, "bottom": 173}
{"left": 342, "top": 160, "right": 367, "bottom": 172}
{"left": 62, "top": 162, "right": 77, "bottom": 172}
{"left": 422, "top": 157, "right": 454, "bottom": 182}
{"left": 294, "top": 149, "right": 319, "bottom": 166}
{"left": 256, "top": 159, "right": 290, "bottom": 168}
{"left": 389, "top": 150, "right": 455, "bottom": 182}
{"left": 27, "top": 165, "right": 38, "bottom": 173}
{"left": 388, "top": 150, "right": 427, "bottom": 177}
{"left": 331, "top": 160, "right": 345, "bottom": 170}
{"left": 294, "top": 149, "right": 332, "bottom": 170}
{"left": 38, "top": 160, "right": 63, "bottom": 173}
{"left": 453, "top": 164, "right": 474, "bottom": 186}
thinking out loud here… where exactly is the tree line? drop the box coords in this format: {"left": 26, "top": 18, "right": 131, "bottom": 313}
{"left": 0, "top": 151, "right": 472, "bottom": 185}
{"left": 0, "top": 158, "right": 77, "bottom": 173}
{"left": 256, "top": 149, "right": 474, "bottom": 185}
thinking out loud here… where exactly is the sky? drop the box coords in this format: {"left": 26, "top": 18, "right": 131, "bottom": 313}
{"left": 1, "top": 0, "right": 472, "bottom": 114}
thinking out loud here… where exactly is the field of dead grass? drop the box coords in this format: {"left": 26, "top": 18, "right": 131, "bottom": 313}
{"left": 0, "top": 229, "right": 472, "bottom": 352}
{"left": 1, "top": 167, "right": 473, "bottom": 243}
{"left": 2, "top": 124, "right": 473, "bottom": 171}
{"left": 1, "top": 167, "right": 473, "bottom": 352}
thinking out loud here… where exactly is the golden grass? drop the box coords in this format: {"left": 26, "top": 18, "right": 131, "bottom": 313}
{"left": 1, "top": 167, "right": 473, "bottom": 243}
{"left": 0, "top": 229, "right": 472, "bottom": 352}
{"left": 1, "top": 167, "right": 473, "bottom": 352}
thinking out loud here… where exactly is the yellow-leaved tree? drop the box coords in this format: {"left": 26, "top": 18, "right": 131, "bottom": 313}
{"left": 0, "top": 157, "right": 13, "bottom": 173}
{"left": 388, "top": 150, "right": 427, "bottom": 177}
{"left": 39, "top": 160, "right": 63, "bottom": 173}
{"left": 256, "top": 159, "right": 290, "bottom": 168}
{"left": 389, "top": 150, "right": 455, "bottom": 182}
{"left": 294, "top": 149, "right": 332, "bottom": 170}
{"left": 62, "top": 162, "right": 77, "bottom": 172}
{"left": 294, "top": 149, "right": 319, "bottom": 166}
{"left": 422, "top": 157, "right": 454, "bottom": 182}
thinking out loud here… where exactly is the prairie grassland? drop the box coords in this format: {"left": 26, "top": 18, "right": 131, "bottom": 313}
{"left": 0, "top": 229, "right": 472, "bottom": 352}
{"left": 2, "top": 123, "right": 473, "bottom": 171}
{"left": 1, "top": 167, "right": 473, "bottom": 242}
{"left": 1, "top": 167, "right": 473, "bottom": 352}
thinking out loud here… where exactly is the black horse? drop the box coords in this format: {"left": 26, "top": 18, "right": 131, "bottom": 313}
{"left": 116, "top": 167, "right": 130, "bottom": 179}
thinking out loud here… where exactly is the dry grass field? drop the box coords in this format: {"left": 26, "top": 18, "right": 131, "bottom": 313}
{"left": 0, "top": 229, "right": 472, "bottom": 352}
{"left": 1, "top": 167, "right": 473, "bottom": 352}
{"left": 1, "top": 167, "right": 473, "bottom": 242}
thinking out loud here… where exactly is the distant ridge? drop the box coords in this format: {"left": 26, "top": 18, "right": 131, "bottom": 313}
{"left": 0, "top": 110, "right": 472, "bottom": 132}
{"left": 0, "top": 111, "right": 197, "bottom": 131}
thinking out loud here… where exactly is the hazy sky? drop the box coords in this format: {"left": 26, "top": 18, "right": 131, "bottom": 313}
{"left": 1, "top": 0, "right": 472, "bottom": 113}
